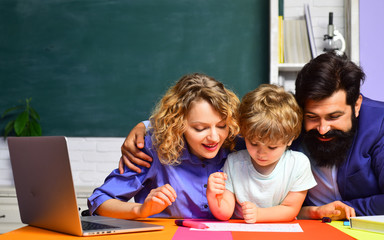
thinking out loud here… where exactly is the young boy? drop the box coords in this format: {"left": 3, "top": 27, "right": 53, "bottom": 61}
{"left": 207, "top": 84, "right": 317, "bottom": 223}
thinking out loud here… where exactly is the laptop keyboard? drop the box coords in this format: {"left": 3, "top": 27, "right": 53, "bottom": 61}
{"left": 81, "top": 221, "right": 120, "bottom": 230}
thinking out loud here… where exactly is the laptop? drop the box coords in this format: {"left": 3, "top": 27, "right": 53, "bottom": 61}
{"left": 7, "top": 136, "right": 164, "bottom": 236}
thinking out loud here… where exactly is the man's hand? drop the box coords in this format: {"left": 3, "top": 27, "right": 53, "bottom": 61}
{"left": 316, "top": 201, "right": 356, "bottom": 220}
{"left": 119, "top": 122, "right": 153, "bottom": 174}
{"left": 137, "top": 184, "right": 177, "bottom": 218}
{"left": 241, "top": 201, "right": 258, "bottom": 223}
{"left": 300, "top": 200, "right": 356, "bottom": 220}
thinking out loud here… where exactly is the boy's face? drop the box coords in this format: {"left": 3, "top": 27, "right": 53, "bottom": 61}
{"left": 245, "top": 138, "right": 292, "bottom": 175}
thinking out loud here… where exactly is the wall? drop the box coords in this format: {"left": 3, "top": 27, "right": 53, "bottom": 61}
{"left": 0, "top": 137, "right": 124, "bottom": 187}
{"left": 0, "top": 0, "right": 269, "bottom": 137}
{"left": 360, "top": 0, "right": 384, "bottom": 102}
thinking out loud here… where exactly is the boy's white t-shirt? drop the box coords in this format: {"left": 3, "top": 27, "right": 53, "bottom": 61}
{"left": 223, "top": 149, "right": 317, "bottom": 219}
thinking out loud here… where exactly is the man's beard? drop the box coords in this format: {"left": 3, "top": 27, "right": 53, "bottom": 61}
{"left": 302, "top": 117, "right": 357, "bottom": 167}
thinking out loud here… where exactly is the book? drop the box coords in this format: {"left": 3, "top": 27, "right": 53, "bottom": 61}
{"left": 278, "top": 0, "right": 284, "bottom": 17}
{"left": 293, "top": 20, "right": 302, "bottom": 62}
{"left": 283, "top": 19, "right": 311, "bottom": 64}
{"left": 278, "top": 15, "right": 284, "bottom": 63}
{"left": 298, "top": 19, "right": 311, "bottom": 63}
{"left": 349, "top": 215, "right": 384, "bottom": 234}
{"left": 304, "top": 4, "right": 317, "bottom": 59}
{"left": 283, "top": 19, "right": 296, "bottom": 63}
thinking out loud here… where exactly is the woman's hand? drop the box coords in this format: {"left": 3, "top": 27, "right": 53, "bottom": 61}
{"left": 138, "top": 184, "right": 177, "bottom": 218}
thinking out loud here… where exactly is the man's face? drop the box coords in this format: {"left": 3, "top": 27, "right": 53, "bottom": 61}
{"left": 302, "top": 90, "right": 362, "bottom": 167}
{"left": 303, "top": 90, "right": 355, "bottom": 136}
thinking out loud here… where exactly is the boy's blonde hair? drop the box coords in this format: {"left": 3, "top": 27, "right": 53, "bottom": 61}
{"left": 149, "top": 73, "right": 240, "bottom": 165}
{"left": 239, "top": 84, "right": 302, "bottom": 145}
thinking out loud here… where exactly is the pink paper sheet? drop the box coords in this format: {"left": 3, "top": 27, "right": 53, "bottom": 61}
{"left": 172, "top": 227, "right": 232, "bottom": 240}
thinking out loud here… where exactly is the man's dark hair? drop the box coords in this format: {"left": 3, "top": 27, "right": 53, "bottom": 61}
{"left": 295, "top": 52, "right": 365, "bottom": 109}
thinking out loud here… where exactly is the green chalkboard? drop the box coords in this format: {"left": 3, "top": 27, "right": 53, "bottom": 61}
{"left": 0, "top": 0, "right": 269, "bottom": 137}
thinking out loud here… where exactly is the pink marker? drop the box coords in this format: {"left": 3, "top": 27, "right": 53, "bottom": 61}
{"left": 175, "top": 220, "right": 209, "bottom": 229}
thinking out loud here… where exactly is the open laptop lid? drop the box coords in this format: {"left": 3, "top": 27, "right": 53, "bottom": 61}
{"left": 8, "top": 136, "right": 86, "bottom": 236}
{"left": 7, "top": 136, "right": 164, "bottom": 236}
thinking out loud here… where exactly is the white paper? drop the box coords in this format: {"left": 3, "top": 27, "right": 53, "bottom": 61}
{"left": 191, "top": 222, "right": 303, "bottom": 232}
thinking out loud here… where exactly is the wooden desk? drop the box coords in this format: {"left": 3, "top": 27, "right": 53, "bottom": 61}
{"left": 0, "top": 219, "right": 177, "bottom": 240}
{"left": 0, "top": 219, "right": 382, "bottom": 240}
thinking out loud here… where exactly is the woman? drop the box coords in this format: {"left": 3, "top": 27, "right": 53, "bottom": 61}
{"left": 88, "top": 73, "right": 240, "bottom": 219}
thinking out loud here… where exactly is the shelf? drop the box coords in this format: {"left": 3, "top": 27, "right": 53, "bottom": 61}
{"left": 270, "top": 0, "right": 358, "bottom": 89}
{"left": 278, "top": 63, "right": 305, "bottom": 71}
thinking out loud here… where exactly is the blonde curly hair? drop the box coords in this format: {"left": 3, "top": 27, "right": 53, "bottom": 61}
{"left": 239, "top": 84, "right": 302, "bottom": 145}
{"left": 149, "top": 73, "right": 240, "bottom": 165}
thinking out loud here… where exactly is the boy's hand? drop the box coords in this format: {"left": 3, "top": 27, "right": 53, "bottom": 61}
{"left": 241, "top": 201, "right": 258, "bottom": 223}
{"left": 207, "top": 172, "right": 227, "bottom": 206}
{"left": 138, "top": 184, "right": 177, "bottom": 218}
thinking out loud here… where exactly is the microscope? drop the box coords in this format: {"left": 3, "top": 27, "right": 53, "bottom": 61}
{"left": 323, "top": 12, "right": 346, "bottom": 55}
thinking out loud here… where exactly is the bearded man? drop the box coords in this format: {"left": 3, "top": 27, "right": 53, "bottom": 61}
{"left": 293, "top": 52, "right": 384, "bottom": 220}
